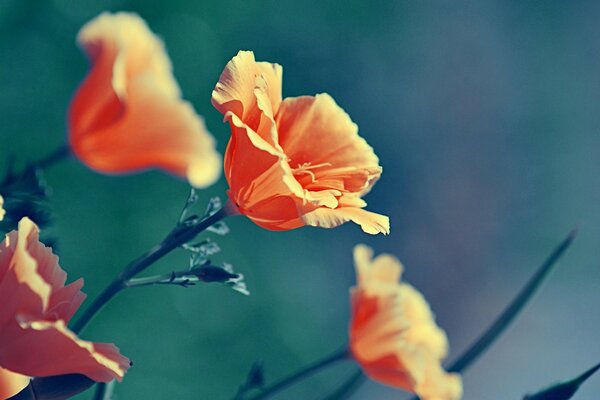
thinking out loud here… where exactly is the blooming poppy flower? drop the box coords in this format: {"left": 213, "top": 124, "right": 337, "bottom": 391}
{"left": 0, "top": 218, "right": 130, "bottom": 398}
{"left": 69, "top": 12, "right": 221, "bottom": 188}
{"left": 349, "top": 244, "right": 462, "bottom": 399}
{"left": 212, "top": 51, "right": 389, "bottom": 234}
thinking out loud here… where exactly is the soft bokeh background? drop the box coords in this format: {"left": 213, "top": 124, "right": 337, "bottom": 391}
{"left": 1, "top": 1, "right": 599, "bottom": 399}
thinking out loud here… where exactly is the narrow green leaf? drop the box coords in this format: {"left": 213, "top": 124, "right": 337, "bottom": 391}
{"left": 449, "top": 228, "right": 577, "bottom": 373}
{"left": 523, "top": 362, "right": 600, "bottom": 400}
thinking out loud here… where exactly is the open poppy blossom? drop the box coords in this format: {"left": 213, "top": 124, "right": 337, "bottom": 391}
{"left": 69, "top": 12, "right": 221, "bottom": 188}
{"left": 0, "top": 218, "right": 130, "bottom": 398}
{"left": 349, "top": 245, "right": 462, "bottom": 399}
{"left": 212, "top": 51, "right": 389, "bottom": 234}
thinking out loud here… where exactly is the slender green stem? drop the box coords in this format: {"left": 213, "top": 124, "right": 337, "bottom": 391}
{"left": 401, "top": 229, "right": 578, "bottom": 400}
{"left": 30, "top": 145, "right": 71, "bottom": 171}
{"left": 124, "top": 270, "right": 196, "bottom": 288}
{"left": 92, "top": 381, "right": 114, "bottom": 400}
{"left": 327, "top": 229, "right": 577, "bottom": 400}
{"left": 447, "top": 228, "right": 577, "bottom": 373}
{"left": 71, "top": 206, "right": 230, "bottom": 334}
{"left": 240, "top": 347, "right": 350, "bottom": 400}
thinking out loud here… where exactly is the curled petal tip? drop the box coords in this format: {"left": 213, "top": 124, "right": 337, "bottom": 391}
{"left": 0, "top": 218, "right": 129, "bottom": 384}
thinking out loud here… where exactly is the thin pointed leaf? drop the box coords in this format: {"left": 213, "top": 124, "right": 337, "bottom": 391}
{"left": 235, "top": 361, "right": 265, "bottom": 398}
{"left": 178, "top": 188, "right": 199, "bottom": 224}
{"left": 404, "top": 229, "right": 577, "bottom": 400}
{"left": 523, "top": 362, "right": 600, "bottom": 400}
{"left": 205, "top": 197, "right": 222, "bottom": 216}
{"left": 448, "top": 228, "right": 577, "bottom": 373}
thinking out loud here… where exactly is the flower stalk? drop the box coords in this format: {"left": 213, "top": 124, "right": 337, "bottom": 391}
{"left": 320, "top": 228, "right": 577, "bottom": 400}
{"left": 29, "top": 145, "right": 71, "bottom": 171}
{"left": 236, "top": 347, "right": 350, "bottom": 400}
{"left": 71, "top": 205, "right": 231, "bottom": 334}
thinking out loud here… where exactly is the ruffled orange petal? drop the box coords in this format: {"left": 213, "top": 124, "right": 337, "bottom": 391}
{"left": 0, "top": 218, "right": 130, "bottom": 383}
{"left": 276, "top": 94, "right": 381, "bottom": 195}
{"left": 212, "top": 50, "right": 283, "bottom": 146}
{"left": 213, "top": 52, "right": 389, "bottom": 234}
{"left": 302, "top": 204, "right": 390, "bottom": 235}
{"left": 69, "top": 12, "right": 220, "bottom": 187}
{"left": 221, "top": 113, "right": 302, "bottom": 231}
{"left": 0, "top": 219, "right": 51, "bottom": 329}
{"left": 0, "top": 367, "right": 29, "bottom": 399}
{"left": 349, "top": 245, "right": 462, "bottom": 400}
{"left": 0, "top": 219, "right": 85, "bottom": 326}
{"left": 1, "top": 317, "right": 129, "bottom": 382}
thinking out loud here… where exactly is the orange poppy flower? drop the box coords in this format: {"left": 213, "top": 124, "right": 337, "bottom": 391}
{"left": 212, "top": 51, "right": 389, "bottom": 234}
{"left": 0, "top": 218, "right": 130, "bottom": 398}
{"left": 349, "top": 245, "right": 462, "bottom": 399}
{"left": 68, "top": 12, "right": 220, "bottom": 188}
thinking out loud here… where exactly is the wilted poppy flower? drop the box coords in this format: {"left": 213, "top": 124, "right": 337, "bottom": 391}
{"left": 212, "top": 51, "right": 389, "bottom": 234}
{"left": 69, "top": 12, "right": 221, "bottom": 188}
{"left": 0, "top": 218, "right": 130, "bottom": 398}
{"left": 349, "top": 245, "right": 462, "bottom": 399}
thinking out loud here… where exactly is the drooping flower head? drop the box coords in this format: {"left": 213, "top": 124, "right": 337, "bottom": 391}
{"left": 69, "top": 12, "right": 221, "bottom": 188}
{"left": 212, "top": 51, "right": 389, "bottom": 234}
{"left": 0, "top": 218, "right": 130, "bottom": 398}
{"left": 349, "top": 245, "right": 462, "bottom": 399}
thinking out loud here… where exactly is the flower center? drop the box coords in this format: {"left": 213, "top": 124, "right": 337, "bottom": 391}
{"left": 291, "top": 162, "right": 332, "bottom": 183}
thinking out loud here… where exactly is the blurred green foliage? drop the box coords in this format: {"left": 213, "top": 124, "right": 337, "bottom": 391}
{"left": 1, "top": 1, "right": 599, "bottom": 399}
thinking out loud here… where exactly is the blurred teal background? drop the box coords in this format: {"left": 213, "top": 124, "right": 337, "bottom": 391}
{"left": 1, "top": 1, "right": 599, "bottom": 399}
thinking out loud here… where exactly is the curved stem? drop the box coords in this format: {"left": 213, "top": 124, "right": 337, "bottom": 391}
{"left": 327, "top": 229, "right": 577, "bottom": 400}
{"left": 92, "top": 380, "right": 114, "bottom": 400}
{"left": 71, "top": 206, "right": 229, "bottom": 334}
{"left": 242, "top": 347, "right": 350, "bottom": 400}
{"left": 402, "top": 228, "right": 577, "bottom": 400}
{"left": 447, "top": 228, "right": 576, "bottom": 373}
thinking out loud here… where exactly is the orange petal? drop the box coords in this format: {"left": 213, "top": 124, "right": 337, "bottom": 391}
{"left": 349, "top": 245, "right": 461, "bottom": 399}
{"left": 359, "top": 353, "right": 420, "bottom": 393}
{"left": 69, "top": 12, "right": 220, "bottom": 187}
{"left": 353, "top": 244, "right": 403, "bottom": 287}
{"left": 0, "top": 367, "right": 29, "bottom": 399}
{"left": 0, "top": 219, "right": 51, "bottom": 328}
{"left": 212, "top": 50, "right": 283, "bottom": 145}
{"left": 220, "top": 110, "right": 306, "bottom": 230}
{"left": 417, "top": 363, "right": 463, "bottom": 400}
{"left": 213, "top": 53, "right": 389, "bottom": 233}
{"left": 277, "top": 94, "right": 381, "bottom": 195}
{"left": 0, "top": 218, "right": 86, "bottom": 325}
{"left": 0, "top": 218, "right": 129, "bottom": 383}
{"left": 1, "top": 317, "right": 129, "bottom": 382}
{"left": 302, "top": 206, "right": 390, "bottom": 235}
